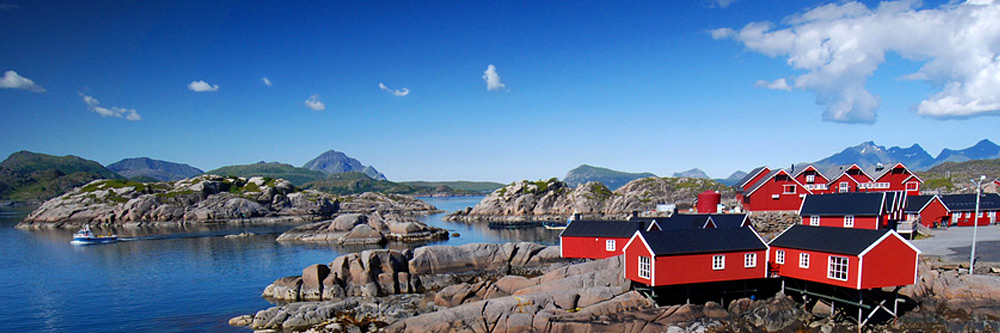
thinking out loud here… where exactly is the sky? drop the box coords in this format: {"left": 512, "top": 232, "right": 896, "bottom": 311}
{"left": 1, "top": 0, "right": 998, "bottom": 183}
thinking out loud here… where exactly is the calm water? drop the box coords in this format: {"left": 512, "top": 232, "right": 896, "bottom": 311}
{"left": 0, "top": 197, "right": 561, "bottom": 332}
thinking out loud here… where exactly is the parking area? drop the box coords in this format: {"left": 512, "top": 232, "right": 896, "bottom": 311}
{"left": 912, "top": 224, "right": 1000, "bottom": 262}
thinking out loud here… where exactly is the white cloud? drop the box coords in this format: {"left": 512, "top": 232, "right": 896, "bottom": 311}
{"left": 187, "top": 80, "right": 219, "bottom": 92}
{"left": 79, "top": 93, "right": 141, "bottom": 121}
{"left": 754, "top": 78, "right": 792, "bottom": 91}
{"left": 1, "top": 70, "right": 45, "bottom": 92}
{"left": 709, "top": 0, "right": 736, "bottom": 9}
{"left": 261, "top": 77, "right": 272, "bottom": 87}
{"left": 715, "top": 0, "right": 1000, "bottom": 122}
{"left": 378, "top": 82, "right": 410, "bottom": 96}
{"left": 304, "top": 94, "right": 325, "bottom": 111}
{"left": 482, "top": 64, "right": 506, "bottom": 91}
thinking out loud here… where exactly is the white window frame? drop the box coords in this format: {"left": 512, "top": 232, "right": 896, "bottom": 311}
{"left": 952, "top": 214, "right": 959, "bottom": 223}
{"left": 606, "top": 239, "right": 616, "bottom": 252}
{"left": 806, "top": 175, "right": 815, "bottom": 183}
{"left": 978, "top": 212, "right": 984, "bottom": 218}
{"left": 713, "top": 255, "right": 725, "bottom": 270}
{"left": 810, "top": 216, "right": 820, "bottom": 226}
{"left": 744, "top": 253, "right": 757, "bottom": 268}
{"left": 844, "top": 215, "right": 855, "bottom": 228}
{"left": 966, "top": 212, "right": 972, "bottom": 218}
{"left": 990, "top": 212, "right": 996, "bottom": 217}
{"left": 776, "top": 250, "right": 785, "bottom": 264}
{"left": 783, "top": 185, "right": 796, "bottom": 194}
{"left": 827, "top": 255, "right": 849, "bottom": 281}
{"left": 638, "top": 256, "right": 650, "bottom": 279}
{"left": 839, "top": 182, "right": 849, "bottom": 193}
{"left": 799, "top": 253, "right": 810, "bottom": 268}
{"left": 906, "top": 182, "right": 919, "bottom": 191}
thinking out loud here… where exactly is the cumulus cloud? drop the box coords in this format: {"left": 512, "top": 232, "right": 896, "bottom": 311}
{"left": 378, "top": 82, "right": 410, "bottom": 96}
{"left": 482, "top": 64, "right": 506, "bottom": 91}
{"left": 261, "top": 77, "right": 272, "bottom": 87}
{"left": 304, "top": 94, "right": 325, "bottom": 111}
{"left": 754, "top": 78, "right": 792, "bottom": 91}
{"left": 80, "top": 93, "right": 141, "bottom": 121}
{"left": 1, "top": 70, "right": 45, "bottom": 92}
{"left": 187, "top": 80, "right": 219, "bottom": 92}
{"left": 715, "top": 0, "right": 1000, "bottom": 122}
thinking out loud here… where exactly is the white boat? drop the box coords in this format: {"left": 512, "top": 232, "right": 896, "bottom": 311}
{"left": 71, "top": 225, "right": 118, "bottom": 245}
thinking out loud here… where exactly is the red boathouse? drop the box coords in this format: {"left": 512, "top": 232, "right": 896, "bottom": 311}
{"left": 622, "top": 227, "right": 769, "bottom": 287}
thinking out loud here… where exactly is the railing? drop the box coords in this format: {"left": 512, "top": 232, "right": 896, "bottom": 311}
{"left": 897, "top": 219, "right": 917, "bottom": 234}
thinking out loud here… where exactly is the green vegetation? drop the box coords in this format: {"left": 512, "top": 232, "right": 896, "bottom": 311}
{"left": 563, "top": 164, "right": 657, "bottom": 190}
{"left": 398, "top": 181, "right": 504, "bottom": 193}
{"left": 207, "top": 162, "right": 326, "bottom": 186}
{"left": 128, "top": 175, "right": 161, "bottom": 183}
{"left": 0, "top": 151, "right": 122, "bottom": 179}
{"left": 923, "top": 178, "right": 955, "bottom": 191}
{"left": 0, "top": 151, "right": 125, "bottom": 204}
{"left": 303, "top": 172, "right": 479, "bottom": 196}
{"left": 918, "top": 158, "right": 1000, "bottom": 192}
{"left": 81, "top": 179, "right": 148, "bottom": 193}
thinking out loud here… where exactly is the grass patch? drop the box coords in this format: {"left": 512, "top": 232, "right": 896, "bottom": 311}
{"left": 81, "top": 179, "right": 147, "bottom": 193}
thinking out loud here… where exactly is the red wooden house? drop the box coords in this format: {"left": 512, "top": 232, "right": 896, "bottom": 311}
{"left": 793, "top": 165, "right": 830, "bottom": 193}
{"left": 940, "top": 193, "right": 1000, "bottom": 227}
{"left": 769, "top": 225, "right": 920, "bottom": 290}
{"left": 864, "top": 163, "right": 922, "bottom": 196}
{"left": 737, "top": 169, "right": 812, "bottom": 212}
{"left": 798, "top": 192, "right": 905, "bottom": 230}
{"left": 559, "top": 220, "right": 652, "bottom": 259}
{"left": 904, "top": 195, "right": 950, "bottom": 228}
{"left": 622, "top": 227, "right": 769, "bottom": 287}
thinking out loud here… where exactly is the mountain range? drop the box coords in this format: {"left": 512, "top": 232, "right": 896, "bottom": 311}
{"left": 107, "top": 157, "right": 203, "bottom": 182}
{"left": 302, "top": 150, "right": 387, "bottom": 180}
{"left": 672, "top": 168, "right": 710, "bottom": 179}
{"left": 563, "top": 164, "right": 656, "bottom": 190}
{"left": 810, "top": 139, "right": 1000, "bottom": 171}
{"left": 0, "top": 151, "right": 122, "bottom": 205}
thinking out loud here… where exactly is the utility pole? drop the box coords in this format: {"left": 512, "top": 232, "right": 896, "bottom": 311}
{"left": 970, "top": 175, "right": 986, "bottom": 275}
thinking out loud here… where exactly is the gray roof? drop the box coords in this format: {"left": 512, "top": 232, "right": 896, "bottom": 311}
{"left": 735, "top": 166, "right": 769, "bottom": 192}
{"left": 744, "top": 169, "right": 785, "bottom": 195}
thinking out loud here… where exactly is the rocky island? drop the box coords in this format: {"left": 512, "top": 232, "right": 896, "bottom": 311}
{"left": 16, "top": 174, "right": 441, "bottom": 230}
{"left": 275, "top": 211, "right": 449, "bottom": 245}
{"left": 446, "top": 177, "right": 733, "bottom": 223}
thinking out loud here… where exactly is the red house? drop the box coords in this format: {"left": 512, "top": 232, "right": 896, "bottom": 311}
{"left": 798, "top": 192, "right": 905, "bottom": 230}
{"left": 622, "top": 227, "right": 769, "bottom": 287}
{"left": 737, "top": 169, "right": 812, "bottom": 212}
{"left": 559, "top": 220, "right": 653, "bottom": 259}
{"left": 865, "top": 163, "right": 923, "bottom": 196}
{"left": 793, "top": 165, "right": 830, "bottom": 193}
{"left": 769, "top": 225, "right": 920, "bottom": 290}
{"left": 940, "top": 193, "right": 1000, "bottom": 227}
{"left": 904, "top": 195, "right": 949, "bottom": 228}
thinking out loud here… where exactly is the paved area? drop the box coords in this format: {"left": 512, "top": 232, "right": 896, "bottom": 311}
{"left": 912, "top": 224, "right": 1000, "bottom": 262}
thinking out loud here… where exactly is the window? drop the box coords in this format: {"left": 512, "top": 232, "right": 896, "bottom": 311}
{"left": 783, "top": 185, "right": 796, "bottom": 194}
{"left": 839, "top": 182, "right": 849, "bottom": 193}
{"left": 806, "top": 175, "right": 815, "bottom": 183}
{"left": 799, "top": 253, "right": 810, "bottom": 268}
{"left": 828, "top": 256, "right": 849, "bottom": 281}
{"left": 953, "top": 214, "right": 960, "bottom": 223}
{"left": 606, "top": 239, "right": 616, "bottom": 251}
{"left": 844, "top": 215, "right": 855, "bottom": 228}
{"left": 966, "top": 212, "right": 972, "bottom": 218}
{"left": 638, "top": 256, "right": 650, "bottom": 279}
{"left": 990, "top": 212, "right": 996, "bottom": 217}
{"left": 776, "top": 250, "right": 785, "bottom": 264}
{"left": 713, "top": 255, "right": 725, "bottom": 270}
{"left": 906, "top": 182, "right": 919, "bottom": 191}
{"left": 810, "top": 216, "right": 820, "bottom": 226}
{"left": 744, "top": 253, "right": 757, "bottom": 268}
{"left": 978, "top": 212, "right": 984, "bottom": 218}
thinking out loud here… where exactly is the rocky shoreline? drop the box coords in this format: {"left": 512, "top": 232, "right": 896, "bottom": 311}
{"left": 15, "top": 175, "right": 441, "bottom": 230}
{"left": 275, "top": 212, "right": 449, "bottom": 246}
{"left": 232, "top": 242, "right": 1000, "bottom": 332}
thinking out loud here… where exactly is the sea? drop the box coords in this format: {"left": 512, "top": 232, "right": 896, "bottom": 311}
{"left": 0, "top": 197, "right": 562, "bottom": 332}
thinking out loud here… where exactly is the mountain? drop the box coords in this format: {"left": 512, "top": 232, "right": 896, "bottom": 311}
{"left": 887, "top": 144, "right": 936, "bottom": 170}
{"left": 918, "top": 158, "right": 1000, "bottom": 193}
{"left": 107, "top": 157, "right": 204, "bottom": 182}
{"left": 207, "top": 162, "right": 326, "bottom": 186}
{"left": 934, "top": 139, "right": 1000, "bottom": 165}
{"left": 302, "top": 150, "right": 387, "bottom": 180}
{"left": 0, "top": 151, "right": 123, "bottom": 205}
{"left": 672, "top": 168, "right": 710, "bottom": 179}
{"left": 303, "top": 172, "right": 479, "bottom": 196}
{"left": 398, "top": 181, "right": 504, "bottom": 194}
{"left": 715, "top": 170, "right": 747, "bottom": 186}
{"left": 562, "top": 164, "right": 656, "bottom": 190}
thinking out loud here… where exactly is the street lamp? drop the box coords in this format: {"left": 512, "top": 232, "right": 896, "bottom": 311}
{"left": 970, "top": 175, "right": 986, "bottom": 275}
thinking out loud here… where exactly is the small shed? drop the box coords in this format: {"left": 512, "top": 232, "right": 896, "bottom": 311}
{"left": 904, "top": 195, "right": 949, "bottom": 228}
{"left": 768, "top": 225, "right": 920, "bottom": 290}
{"left": 622, "top": 227, "right": 769, "bottom": 287}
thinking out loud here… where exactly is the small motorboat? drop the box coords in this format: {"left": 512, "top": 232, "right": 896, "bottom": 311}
{"left": 71, "top": 225, "right": 118, "bottom": 245}
{"left": 542, "top": 221, "right": 568, "bottom": 230}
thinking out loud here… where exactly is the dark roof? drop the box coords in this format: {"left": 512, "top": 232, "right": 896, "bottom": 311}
{"left": 630, "top": 214, "right": 747, "bottom": 231}
{"left": 799, "top": 192, "right": 887, "bottom": 216}
{"left": 560, "top": 220, "right": 646, "bottom": 238}
{"left": 706, "top": 214, "right": 748, "bottom": 229}
{"left": 940, "top": 193, "right": 1000, "bottom": 212}
{"left": 883, "top": 191, "right": 904, "bottom": 214}
{"left": 904, "top": 195, "right": 935, "bottom": 213}
{"left": 769, "top": 225, "right": 889, "bottom": 256}
{"left": 638, "top": 227, "right": 767, "bottom": 256}
{"left": 791, "top": 164, "right": 821, "bottom": 178}
{"left": 735, "top": 166, "right": 768, "bottom": 192}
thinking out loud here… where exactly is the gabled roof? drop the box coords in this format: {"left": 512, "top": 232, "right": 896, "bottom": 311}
{"left": 823, "top": 164, "right": 871, "bottom": 183}
{"left": 560, "top": 220, "right": 647, "bottom": 238}
{"left": 799, "top": 192, "right": 888, "bottom": 216}
{"left": 904, "top": 195, "right": 936, "bottom": 213}
{"left": 792, "top": 164, "right": 825, "bottom": 179}
{"left": 638, "top": 227, "right": 768, "bottom": 256}
{"left": 769, "top": 225, "right": 891, "bottom": 256}
{"left": 939, "top": 193, "right": 1000, "bottom": 212}
{"left": 735, "top": 166, "right": 770, "bottom": 192}
{"left": 745, "top": 169, "right": 810, "bottom": 196}
{"left": 629, "top": 214, "right": 749, "bottom": 231}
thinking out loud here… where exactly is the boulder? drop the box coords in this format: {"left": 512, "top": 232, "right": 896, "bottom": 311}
{"left": 300, "top": 264, "right": 331, "bottom": 301}
{"left": 330, "top": 213, "right": 367, "bottom": 231}
{"left": 341, "top": 224, "right": 385, "bottom": 245}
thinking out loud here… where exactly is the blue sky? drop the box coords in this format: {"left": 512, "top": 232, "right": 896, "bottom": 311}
{"left": 1, "top": 0, "right": 997, "bottom": 182}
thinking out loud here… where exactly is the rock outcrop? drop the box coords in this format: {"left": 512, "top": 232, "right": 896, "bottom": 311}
{"left": 446, "top": 177, "right": 734, "bottom": 223}
{"left": 16, "top": 175, "right": 440, "bottom": 229}
{"left": 276, "top": 211, "right": 449, "bottom": 246}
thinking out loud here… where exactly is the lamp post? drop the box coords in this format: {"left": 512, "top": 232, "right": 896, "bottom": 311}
{"left": 970, "top": 175, "right": 986, "bottom": 275}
